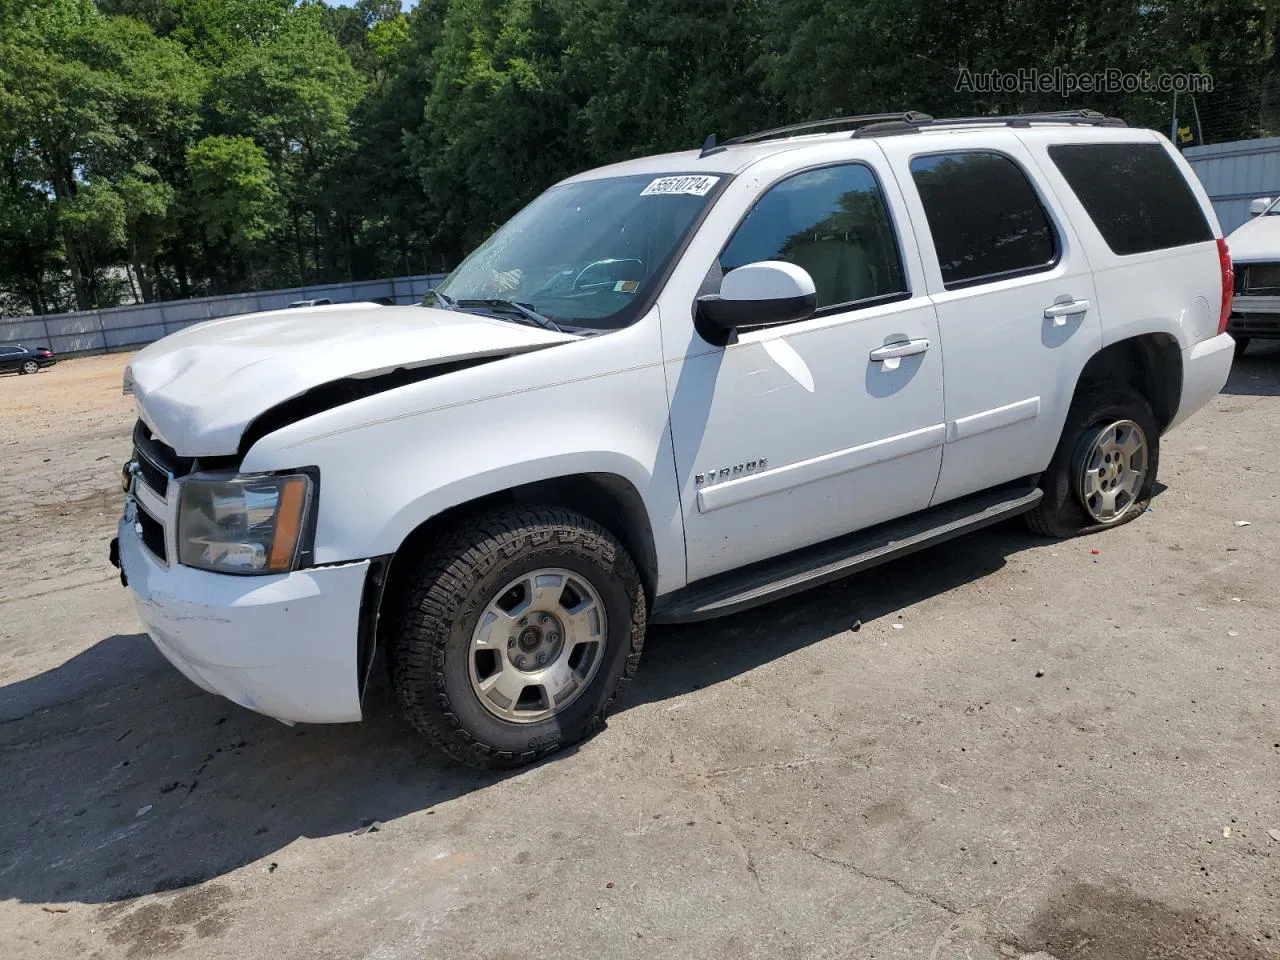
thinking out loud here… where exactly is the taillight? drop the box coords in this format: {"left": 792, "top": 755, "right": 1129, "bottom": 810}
{"left": 1217, "top": 238, "right": 1234, "bottom": 334}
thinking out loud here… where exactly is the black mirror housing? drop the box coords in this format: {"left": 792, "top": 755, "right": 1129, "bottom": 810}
{"left": 695, "top": 292, "right": 817, "bottom": 345}
{"left": 693, "top": 260, "right": 818, "bottom": 345}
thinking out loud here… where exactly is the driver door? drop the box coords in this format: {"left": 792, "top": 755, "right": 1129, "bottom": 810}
{"left": 660, "top": 150, "right": 947, "bottom": 583}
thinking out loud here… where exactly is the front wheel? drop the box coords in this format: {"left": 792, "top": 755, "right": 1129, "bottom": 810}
{"left": 1233, "top": 336, "right": 1250, "bottom": 360}
{"left": 1026, "top": 382, "right": 1159, "bottom": 538}
{"left": 390, "top": 506, "right": 645, "bottom": 769}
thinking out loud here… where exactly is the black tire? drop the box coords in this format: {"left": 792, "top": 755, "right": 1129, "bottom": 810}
{"left": 19, "top": 360, "right": 38, "bottom": 375}
{"left": 389, "top": 505, "right": 645, "bottom": 769}
{"left": 1025, "top": 382, "right": 1160, "bottom": 539}
{"left": 1233, "top": 336, "right": 1250, "bottom": 360}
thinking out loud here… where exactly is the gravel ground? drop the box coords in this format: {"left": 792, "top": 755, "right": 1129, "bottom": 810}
{"left": 1, "top": 348, "right": 1277, "bottom": 960}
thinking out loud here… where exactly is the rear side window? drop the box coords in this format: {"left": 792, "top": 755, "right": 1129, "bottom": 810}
{"left": 909, "top": 152, "right": 1058, "bottom": 288}
{"left": 1047, "top": 142, "right": 1213, "bottom": 255}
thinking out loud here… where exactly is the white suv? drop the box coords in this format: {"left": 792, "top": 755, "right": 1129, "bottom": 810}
{"left": 111, "top": 111, "right": 1237, "bottom": 768}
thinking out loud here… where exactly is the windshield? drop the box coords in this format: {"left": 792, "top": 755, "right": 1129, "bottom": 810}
{"left": 435, "top": 173, "right": 725, "bottom": 330}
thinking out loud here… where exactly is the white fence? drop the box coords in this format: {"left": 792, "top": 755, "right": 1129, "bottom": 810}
{"left": 1185, "top": 137, "right": 1280, "bottom": 234}
{"left": 0, "top": 274, "right": 446, "bottom": 358}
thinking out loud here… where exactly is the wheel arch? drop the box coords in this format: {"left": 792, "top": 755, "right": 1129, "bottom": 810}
{"left": 1077, "top": 333, "right": 1182, "bottom": 432}
{"left": 376, "top": 471, "right": 660, "bottom": 640}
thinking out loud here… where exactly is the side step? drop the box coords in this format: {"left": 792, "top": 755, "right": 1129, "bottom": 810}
{"left": 650, "top": 484, "right": 1043, "bottom": 624}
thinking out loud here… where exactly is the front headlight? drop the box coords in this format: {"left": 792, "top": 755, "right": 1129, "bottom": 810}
{"left": 178, "top": 473, "right": 314, "bottom": 575}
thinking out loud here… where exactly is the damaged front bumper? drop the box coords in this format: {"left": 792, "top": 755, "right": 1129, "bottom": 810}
{"left": 113, "top": 515, "right": 369, "bottom": 724}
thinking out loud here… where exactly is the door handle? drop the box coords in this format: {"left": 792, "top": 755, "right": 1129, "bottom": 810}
{"left": 869, "top": 339, "right": 930, "bottom": 370}
{"left": 1043, "top": 299, "right": 1090, "bottom": 326}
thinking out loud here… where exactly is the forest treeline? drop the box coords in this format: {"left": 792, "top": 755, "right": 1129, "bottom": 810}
{"left": 0, "top": 0, "right": 1275, "bottom": 315}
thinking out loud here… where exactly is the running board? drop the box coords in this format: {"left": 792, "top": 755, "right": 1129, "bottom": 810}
{"left": 651, "top": 484, "right": 1043, "bottom": 624}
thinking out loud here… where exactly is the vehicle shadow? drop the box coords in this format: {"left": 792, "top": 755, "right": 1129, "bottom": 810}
{"left": 630, "top": 522, "right": 1031, "bottom": 708}
{"left": 1222, "top": 341, "right": 1280, "bottom": 396}
{"left": 0, "top": 522, "right": 1041, "bottom": 907}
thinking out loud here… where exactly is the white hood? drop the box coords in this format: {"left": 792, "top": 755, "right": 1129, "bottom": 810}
{"left": 127, "top": 303, "right": 574, "bottom": 457}
{"left": 1227, "top": 212, "right": 1280, "bottom": 263}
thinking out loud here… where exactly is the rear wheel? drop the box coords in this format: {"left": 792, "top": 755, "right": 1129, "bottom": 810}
{"left": 20, "top": 360, "right": 38, "bottom": 375}
{"left": 389, "top": 505, "right": 645, "bottom": 769}
{"left": 1026, "top": 382, "right": 1159, "bottom": 538}
{"left": 1233, "top": 336, "right": 1250, "bottom": 360}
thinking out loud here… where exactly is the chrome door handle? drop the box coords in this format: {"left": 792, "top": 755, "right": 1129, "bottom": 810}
{"left": 869, "top": 339, "right": 930, "bottom": 370}
{"left": 1044, "top": 299, "right": 1090, "bottom": 326}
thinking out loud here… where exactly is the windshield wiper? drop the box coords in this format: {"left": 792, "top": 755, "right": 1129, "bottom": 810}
{"left": 428, "top": 288, "right": 456, "bottom": 310}
{"left": 455, "top": 298, "right": 563, "bottom": 333}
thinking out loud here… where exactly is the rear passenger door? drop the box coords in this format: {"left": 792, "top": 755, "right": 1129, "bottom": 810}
{"left": 877, "top": 134, "right": 1102, "bottom": 505}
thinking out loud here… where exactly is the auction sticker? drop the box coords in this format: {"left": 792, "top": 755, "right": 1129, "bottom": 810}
{"left": 640, "top": 175, "right": 720, "bottom": 197}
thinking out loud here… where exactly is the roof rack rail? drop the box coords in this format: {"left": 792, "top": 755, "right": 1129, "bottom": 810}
{"left": 943, "top": 109, "right": 1126, "bottom": 128}
{"left": 710, "top": 109, "right": 1126, "bottom": 150}
{"left": 719, "top": 112, "right": 935, "bottom": 146}
{"left": 853, "top": 109, "right": 1127, "bottom": 137}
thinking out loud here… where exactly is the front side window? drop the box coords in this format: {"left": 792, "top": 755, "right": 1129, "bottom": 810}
{"left": 719, "top": 163, "right": 907, "bottom": 311}
{"left": 910, "top": 152, "right": 1058, "bottom": 288}
{"left": 436, "top": 173, "right": 725, "bottom": 331}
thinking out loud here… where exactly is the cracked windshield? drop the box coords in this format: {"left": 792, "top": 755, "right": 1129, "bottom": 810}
{"left": 434, "top": 173, "right": 723, "bottom": 330}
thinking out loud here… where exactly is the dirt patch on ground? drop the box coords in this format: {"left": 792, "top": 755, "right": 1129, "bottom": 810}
{"left": 0, "top": 353, "right": 135, "bottom": 603}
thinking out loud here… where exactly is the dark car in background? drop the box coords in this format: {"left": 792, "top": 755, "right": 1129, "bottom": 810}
{"left": 0, "top": 343, "right": 56, "bottom": 375}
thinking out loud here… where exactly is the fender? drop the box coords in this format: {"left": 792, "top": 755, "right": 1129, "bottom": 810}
{"left": 240, "top": 321, "right": 689, "bottom": 596}
{"left": 1102, "top": 313, "right": 1193, "bottom": 352}
{"left": 1094, "top": 242, "right": 1219, "bottom": 352}
{"left": 377, "top": 449, "right": 677, "bottom": 586}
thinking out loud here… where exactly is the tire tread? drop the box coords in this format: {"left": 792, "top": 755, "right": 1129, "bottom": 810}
{"left": 1025, "top": 380, "right": 1159, "bottom": 539}
{"left": 390, "top": 505, "right": 645, "bottom": 769}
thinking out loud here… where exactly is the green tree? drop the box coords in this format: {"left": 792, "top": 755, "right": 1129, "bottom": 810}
{"left": 343, "top": 0, "right": 446, "bottom": 277}
{"left": 560, "top": 0, "right": 777, "bottom": 155}
{"left": 0, "top": 0, "right": 202, "bottom": 308}
{"left": 411, "top": 0, "right": 579, "bottom": 260}
{"left": 184, "top": 135, "right": 279, "bottom": 288}
{"left": 207, "top": 6, "right": 363, "bottom": 284}
{"left": 1, "top": 0, "right": 1277, "bottom": 316}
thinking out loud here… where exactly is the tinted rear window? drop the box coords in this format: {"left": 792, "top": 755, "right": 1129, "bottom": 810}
{"left": 909, "top": 152, "right": 1058, "bottom": 288}
{"left": 1048, "top": 143, "right": 1212, "bottom": 255}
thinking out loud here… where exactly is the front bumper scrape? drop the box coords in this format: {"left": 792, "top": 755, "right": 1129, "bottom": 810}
{"left": 117, "top": 516, "right": 369, "bottom": 724}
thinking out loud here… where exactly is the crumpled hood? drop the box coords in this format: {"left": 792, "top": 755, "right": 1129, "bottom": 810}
{"left": 1227, "top": 213, "right": 1280, "bottom": 263}
{"left": 127, "top": 303, "right": 574, "bottom": 457}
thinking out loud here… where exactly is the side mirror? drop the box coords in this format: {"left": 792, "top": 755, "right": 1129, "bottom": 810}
{"left": 1249, "top": 197, "right": 1273, "bottom": 216}
{"left": 695, "top": 261, "right": 816, "bottom": 345}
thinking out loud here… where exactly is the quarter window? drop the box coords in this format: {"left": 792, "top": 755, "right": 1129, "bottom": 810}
{"left": 910, "top": 152, "right": 1058, "bottom": 288}
{"left": 1047, "top": 142, "right": 1213, "bottom": 255}
{"left": 719, "top": 163, "right": 907, "bottom": 311}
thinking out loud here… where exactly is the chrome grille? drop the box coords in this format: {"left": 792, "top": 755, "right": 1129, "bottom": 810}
{"left": 137, "top": 508, "right": 167, "bottom": 558}
{"left": 132, "top": 421, "right": 192, "bottom": 495}
{"left": 129, "top": 420, "right": 191, "bottom": 564}
{"left": 136, "top": 454, "right": 168, "bottom": 497}
{"left": 1240, "top": 262, "right": 1280, "bottom": 296}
